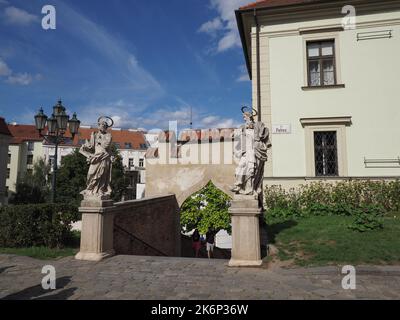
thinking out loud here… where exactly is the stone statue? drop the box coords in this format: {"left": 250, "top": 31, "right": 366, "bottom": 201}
{"left": 80, "top": 116, "right": 114, "bottom": 199}
{"left": 231, "top": 107, "right": 271, "bottom": 205}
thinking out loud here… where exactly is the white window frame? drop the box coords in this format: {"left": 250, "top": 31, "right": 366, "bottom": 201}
{"left": 302, "top": 31, "right": 343, "bottom": 88}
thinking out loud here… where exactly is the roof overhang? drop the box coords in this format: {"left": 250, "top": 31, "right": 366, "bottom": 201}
{"left": 235, "top": 0, "right": 400, "bottom": 79}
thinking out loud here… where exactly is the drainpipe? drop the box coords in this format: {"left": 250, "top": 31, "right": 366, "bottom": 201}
{"left": 254, "top": 8, "right": 261, "bottom": 122}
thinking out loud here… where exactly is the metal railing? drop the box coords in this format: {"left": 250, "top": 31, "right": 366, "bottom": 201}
{"left": 114, "top": 223, "right": 168, "bottom": 256}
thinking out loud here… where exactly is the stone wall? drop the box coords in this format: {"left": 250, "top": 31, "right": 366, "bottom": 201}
{"left": 146, "top": 141, "right": 237, "bottom": 206}
{"left": 113, "top": 195, "right": 180, "bottom": 257}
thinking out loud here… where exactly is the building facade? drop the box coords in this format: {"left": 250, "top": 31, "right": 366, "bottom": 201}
{"left": 0, "top": 117, "right": 12, "bottom": 205}
{"left": 5, "top": 123, "right": 148, "bottom": 202}
{"left": 5, "top": 124, "right": 43, "bottom": 203}
{"left": 236, "top": 0, "right": 400, "bottom": 187}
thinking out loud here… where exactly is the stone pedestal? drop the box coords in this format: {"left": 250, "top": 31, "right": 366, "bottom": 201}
{"left": 228, "top": 195, "right": 263, "bottom": 267}
{"left": 75, "top": 196, "right": 116, "bottom": 262}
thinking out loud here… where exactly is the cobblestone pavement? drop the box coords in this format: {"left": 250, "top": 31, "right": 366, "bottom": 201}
{"left": 0, "top": 254, "right": 399, "bottom": 300}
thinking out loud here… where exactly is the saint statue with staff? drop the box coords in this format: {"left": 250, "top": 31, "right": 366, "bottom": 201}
{"left": 80, "top": 116, "right": 114, "bottom": 198}
{"left": 231, "top": 107, "right": 271, "bottom": 206}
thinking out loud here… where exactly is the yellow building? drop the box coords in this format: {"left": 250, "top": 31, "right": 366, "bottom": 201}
{"left": 5, "top": 124, "right": 43, "bottom": 202}
{"left": 236, "top": 0, "right": 400, "bottom": 187}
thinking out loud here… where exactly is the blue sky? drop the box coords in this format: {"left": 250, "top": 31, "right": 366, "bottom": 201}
{"left": 0, "top": 0, "right": 252, "bottom": 130}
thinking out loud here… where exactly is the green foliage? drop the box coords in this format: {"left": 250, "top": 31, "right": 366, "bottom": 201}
{"left": 348, "top": 205, "right": 384, "bottom": 232}
{"left": 109, "top": 144, "right": 130, "bottom": 202}
{"left": 9, "top": 158, "right": 50, "bottom": 204}
{"left": 56, "top": 149, "right": 88, "bottom": 205}
{"left": 0, "top": 203, "right": 80, "bottom": 248}
{"left": 0, "top": 246, "right": 78, "bottom": 260}
{"left": 9, "top": 182, "right": 46, "bottom": 205}
{"left": 180, "top": 181, "right": 231, "bottom": 234}
{"left": 264, "top": 180, "right": 400, "bottom": 231}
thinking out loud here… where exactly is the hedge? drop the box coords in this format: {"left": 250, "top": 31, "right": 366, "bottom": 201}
{"left": 0, "top": 203, "right": 80, "bottom": 248}
{"left": 264, "top": 180, "right": 400, "bottom": 231}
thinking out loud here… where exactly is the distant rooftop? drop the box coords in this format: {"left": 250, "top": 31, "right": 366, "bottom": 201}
{"left": 0, "top": 117, "right": 12, "bottom": 136}
{"left": 6, "top": 123, "right": 147, "bottom": 150}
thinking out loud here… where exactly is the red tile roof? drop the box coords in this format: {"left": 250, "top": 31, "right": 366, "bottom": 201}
{"left": 7, "top": 124, "right": 147, "bottom": 150}
{"left": 7, "top": 124, "right": 42, "bottom": 144}
{"left": 72, "top": 127, "right": 147, "bottom": 150}
{"left": 239, "top": 0, "right": 322, "bottom": 10}
{"left": 0, "top": 117, "right": 11, "bottom": 136}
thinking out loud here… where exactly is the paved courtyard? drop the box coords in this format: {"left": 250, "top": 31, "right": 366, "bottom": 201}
{"left": 0, "top": 254, "right": 399, "bottom": 300}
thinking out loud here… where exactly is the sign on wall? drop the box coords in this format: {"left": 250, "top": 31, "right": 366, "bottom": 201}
{"left": 272, "top": 124, "right": 291, "bottom": 134}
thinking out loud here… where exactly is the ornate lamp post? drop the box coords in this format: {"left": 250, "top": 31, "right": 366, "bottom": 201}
{"left": 34, "top": 99, "right": 81, "bottom": 203}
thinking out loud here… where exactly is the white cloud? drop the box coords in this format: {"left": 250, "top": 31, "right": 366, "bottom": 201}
{"left": 0, "top": 57, "right": 11, "bottom": 76}
{"left": 198, "top": 17, "right": 223, "bottom": 35}
{"left": 128, "top": 55, "right": 138, "bottom": 68}
{"left": 6, "top": 72, "right": 33, "bottom": 85}
{"left": 74, "top": 101, "right": 190, "bottom": 130}
{"left": 200, "top": 115, "right": 240, "bottom": 128}
{"left": 202, "top": 115, "right": 220, "bottom": 125}
{"left": 4, "top": 6, "right": 39, "bottom": 26}
{"left": 0, "top": 57, "right": 41, "bottom": 85}
{"left": 200, "top": 0, "right": 249, "bottom": 53}
{"left": 236, "top": 64, "right": 250, "bottom": 82}
{"left": 76, "top": 100, "right": 240, "bottom": 131}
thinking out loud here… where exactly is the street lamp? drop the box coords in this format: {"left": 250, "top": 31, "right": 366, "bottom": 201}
{"left": 34, "top": 99, "right": 81, "bottom": 203}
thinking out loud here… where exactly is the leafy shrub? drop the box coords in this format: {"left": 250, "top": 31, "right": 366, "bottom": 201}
{"left": 348, "top": 205, "right": 384, "bottom": 232}
{"left": 181, "top": 181, "right": 231, "bottom": 234}
{"left": 264, "top": 180, "right": 400, "bottom": 230}
{"left": 0, "top": 203, "right": 80, "bottom": 248}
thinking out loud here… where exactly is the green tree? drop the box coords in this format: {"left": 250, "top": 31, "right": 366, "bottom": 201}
{"left": 56, "top": 148, "right": 88, "bottom": 205}
{"left": 9, "top": 158, "right": 50, "bottom": 204}
{"left": 110, "top": 143, "right": 130, "bottom": 202}
{"left": 180, "top": 181, "right": 231, "bottom": 234}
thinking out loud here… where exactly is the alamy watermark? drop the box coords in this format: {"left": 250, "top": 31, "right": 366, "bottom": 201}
{"left": 41, "top": 265, "right": 56, "bottom": 290}
{"left": 41, "top": 5, "right": 56, "bottom": 30}
{"left": 342, "top": 5, "right": 356, "bottom": 30}
{"left": 341, "top": 265, "right": 356, "bottom": 290}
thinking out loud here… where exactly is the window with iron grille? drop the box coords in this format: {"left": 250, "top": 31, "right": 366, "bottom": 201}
{"left": 307, "top": 40, "right": 336, "bottom": 87}
{"left": 314, "top": 131, "right": 338, "bottom": 176}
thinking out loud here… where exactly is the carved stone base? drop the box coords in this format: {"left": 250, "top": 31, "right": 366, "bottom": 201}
{"left": 80, "top": 194, "right": 113, "bottom": 208}
{"left": 75, "top": 250, "right": 115, "bottom": 262}
{"left": 228, "top": 259, "right": 263, "bottom": 267}
{"left": 75, "top": 197, "right": 116, "bottom": 262}
{"left": 228, "top": 195, "right": 263, "bottom": 267}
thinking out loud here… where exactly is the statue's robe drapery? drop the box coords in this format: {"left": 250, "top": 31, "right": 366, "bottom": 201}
{"left": 234, "top": 126, "right": 256, "bottom": 195}
{"left": 80, "top": 131, "right": 112, "bottom": 197}
{"left": 233, "top": 121, "right": 271, "bottom": 200}
{"left": 253, "top": 122, "right": 270, "bottom": 198}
